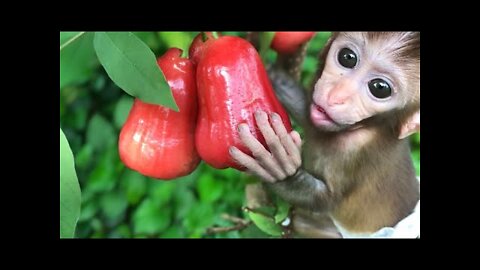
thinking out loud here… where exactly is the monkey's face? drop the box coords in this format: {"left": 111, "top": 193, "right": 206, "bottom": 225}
{"left": 311, "top": 32, "right": 415, "bottom": 133}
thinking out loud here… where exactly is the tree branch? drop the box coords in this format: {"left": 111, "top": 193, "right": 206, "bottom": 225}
{"left": 205, "top": 213, "right": 251, "bottom": 235}
{"left": 221, "top": 213, "right": 248, "bottom": 224}
{"left": 206, "top": 221, "right": 252, "bottom": 234}
{"left": 273, "top": 42, "right": 309, "bottom": 82}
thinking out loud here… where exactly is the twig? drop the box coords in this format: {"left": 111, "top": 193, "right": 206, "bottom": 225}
{"left": 206, "top": 221, "right": 252, "bottom": 235}
{"left": 221, "top": 213, "right": 248, "bottom": 224}
{"left": 274, "top": 41, "right": 309, "bottom": 82}
{"left": 206, "top": 213, "right": 251, "bottom": 235}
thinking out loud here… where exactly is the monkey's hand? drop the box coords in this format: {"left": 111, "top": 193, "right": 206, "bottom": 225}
{"left": 229, "top": 110, "right": 302, "bottom": 183}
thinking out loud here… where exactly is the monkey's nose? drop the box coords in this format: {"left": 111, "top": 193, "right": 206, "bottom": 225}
{"left": 327, "top": 95, "right": 347, "bottom": 106}
{"left": 327, "top": 88, "right": 350, "bottom": 106}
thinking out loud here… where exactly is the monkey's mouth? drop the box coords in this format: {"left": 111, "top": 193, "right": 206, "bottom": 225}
{"left": 310, "top": 103, "right": 338, "bottom": 127}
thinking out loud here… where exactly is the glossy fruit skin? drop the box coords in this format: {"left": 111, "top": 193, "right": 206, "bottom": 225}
{"left": 189, "top": 32, "right": 217, "bottom": 65}
{"left": 271, "top": 32, "right": 316, "bottom": 54}
{"left": 195, "top": 36, "right": 292, "bottom": 170}
{"left": 119, "top": 48, "right": 200, "bottom": 179}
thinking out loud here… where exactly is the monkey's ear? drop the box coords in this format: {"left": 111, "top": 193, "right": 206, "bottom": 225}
{"left": 398, "top": 110, "right": 420, "bottom": 140}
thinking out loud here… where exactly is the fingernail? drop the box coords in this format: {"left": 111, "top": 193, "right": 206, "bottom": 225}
{"left": 271, "top": 112, "right": 280, "bottom": 122}
{"left": 229, "top": 146, "right": 236, "bottom": 154}
{"left": 254, "top": 110, "right": 264, "bottom": 118}
{"left": 238, "top": 124, "right": 247, "bottom": 132}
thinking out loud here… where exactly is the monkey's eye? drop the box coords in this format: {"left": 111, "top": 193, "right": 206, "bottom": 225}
{"left": 368, "top": 79, "right": 392, "bottom": 99}
{"left": 338, "top": 48, "right": 357, "bottom": 68}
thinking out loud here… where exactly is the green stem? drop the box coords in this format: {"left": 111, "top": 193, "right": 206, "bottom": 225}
{"left": 201, "top": 32, "right": 208, "bottom": 42}
{"left": 60, "top": 32, "right": 86, "bottom": 51}
{"left": 211, "top": 31, "right": 219, "bottom": 39}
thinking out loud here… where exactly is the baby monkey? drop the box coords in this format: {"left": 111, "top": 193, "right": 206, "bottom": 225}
{"left": 229, "top": 32, "right": 420, "bottom": 237}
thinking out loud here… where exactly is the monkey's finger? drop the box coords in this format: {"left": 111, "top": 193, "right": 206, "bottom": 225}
{"left": 270, "top": 112, "right": 300, "bottom": 153}
{"left": 290, "top": 130, "right": 302, "bottom": 149}
{"left": 238, "top": 123, "right": 287, "bottom": 180}
{"left": 270, "top": 112, "right": 302, "bottom": 168}
{"left": 229, "top": 146, "right": 276, "bottom": 183}
{"left": 254, "top": 110, "right": 295, "bottom": 175}
{"left": 288, "top": 130, "right": 302, "bottom": 167}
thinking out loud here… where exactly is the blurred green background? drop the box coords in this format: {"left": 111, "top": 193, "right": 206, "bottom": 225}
{"left": 60, "top": 32, "right": 420, "bottom": 238}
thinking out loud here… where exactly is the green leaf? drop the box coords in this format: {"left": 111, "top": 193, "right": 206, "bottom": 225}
{"left": 60, "top": 129, "right": 81, "bottom": 238}
{"left": 111, "top": 224, "right": 131, "bottom": 238}
{"left": 308, "top": 32, "right": 332, "bottom": 51}
{"left": 221, "top": 31, "right": 244, "bottom": 37}
{"left": 183, "top": 203, "right": 215, "bottom": 232}
{"left": 217, "top": 230, "right": 241, "bottom": 239}
{"left": 240, "top": 224, "right": 271, "bottom": 238}
{"left": 157, "top": 32, "right": 195, "bottom": 56}
{"left": 60, "top": 32, "right": 81, "bottom": 47}
{"left": 114, "top": 96, "right": 134, "bottom": 129}
{"left": 412, "top": 150, "right": 420, "bottom": 176}
{"left": 274, "top": 198, "right": 291, "bottom": 223}
{"left": 247, "top": 211, "right": 283, "bottom": 237}
{"left": 60, "top": 32, "right": 86, "bottom": 51}
{"left": 93, "top": 32, "right": 178, "bottom": 111}
{"left": 250, "top": 206, "right": 276, "bottom": 217}
{"left": 148, "top": 181, "right": 176, "bottom": 206}
{"left": 120, "top": 169, "right": 148, "bottom": 205}
{"left": 86, "top": 114, "right": 115, "bottom": 152}
{"left": 412, "top": 133, "right": 420, "bottom": 145}
{"left": 71, "top": 106, "right": 88, "bottom": 131}
{"left": 259, "top": 32, "right": 275, "bottom": 61}
{"left": 173, "top": 189, "right": 196, "bottom": 219}
{"left": 60, "top": 32, "right": 96, "bottom": 89}
{"left": 161, "top": 226, "right": 185, "bottom": 238}
{"left": 87, "top": 147, "right": 117, "bottom": 193}
{"left": 303, "top": 56, "right": 318, "bottom": 73}
{"left": 90, "top": 218, "right": 103, "bottom": 232}
{"left": 133, "top": 199, "right": 171, "bottom": 235}
{"left": 100, "top": 192, "right": 128, "bottom": 223}
{"left": 218, "top": 167, "right": 241, "bottom": 180}
{"left": 197, "top": 174, "right": 223, "bottom": 203}
{"left": 75, "top": 144, "right": 93, "bottom": 170}
{"left": 78, "top": 199, "right": 97, "bottom": 223}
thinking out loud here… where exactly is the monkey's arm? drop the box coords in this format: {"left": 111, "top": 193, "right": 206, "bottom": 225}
{"left": 267, "top": 66, "right": 309, "bottom": 126}
{"left": 229, "top": 109, "right": 332, "bottom": 211}
{"left": 266, "top": 169, "right": 332, "bottom": 212}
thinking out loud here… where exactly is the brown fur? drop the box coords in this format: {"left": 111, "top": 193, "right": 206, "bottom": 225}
{"left": 298, "top": 32, "right": 420, "bottom": 234}
{"left": 292, "top": 208, "right": 341, "bottom": 238}
{"left": 303, "top": 125, "right": 419, "bottom": 232}
{"left": 246, "top": 32, "right": 420, "bottom": 236}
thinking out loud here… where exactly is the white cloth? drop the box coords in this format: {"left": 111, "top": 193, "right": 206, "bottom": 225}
{"left": 333, "top": 177, "right": 420, "bottom": 238}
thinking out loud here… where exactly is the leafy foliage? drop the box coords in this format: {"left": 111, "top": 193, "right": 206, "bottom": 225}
{"left": 60, "top": 32, "right": 97, "bottom": 89}
{"left": 60, "top": 32, "right": 81, "bottom": 47}
{"left": 247, "top": 210, "right": 283, "bottom": 237}
{"left": 259, "top": 32, "right": 275, "bottom": 61}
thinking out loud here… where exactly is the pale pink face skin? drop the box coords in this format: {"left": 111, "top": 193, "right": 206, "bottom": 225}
{"left": 310, "top": 32, "right": 414, "bottom": 133}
